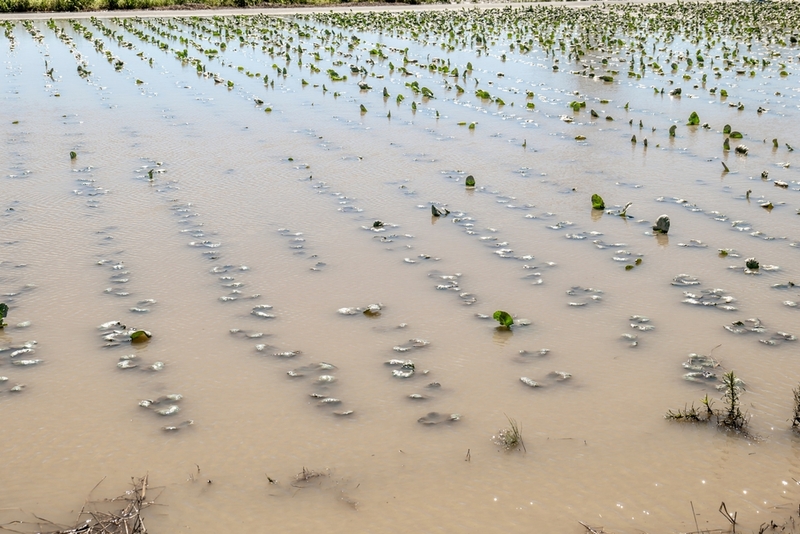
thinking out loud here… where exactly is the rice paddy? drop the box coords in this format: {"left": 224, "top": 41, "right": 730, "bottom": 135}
{"left": 2, "top": 2, "right": 800, "bottom": 532}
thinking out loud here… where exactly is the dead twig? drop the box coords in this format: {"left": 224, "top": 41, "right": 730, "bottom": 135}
{"left": 719, "top": 501, "right": 737, "bottom": 533}
{"left": 578, "top": 520, "right": 604, "bottom": 533}
{"left": 691, "top": 501, "right": 700, "bottom": 534}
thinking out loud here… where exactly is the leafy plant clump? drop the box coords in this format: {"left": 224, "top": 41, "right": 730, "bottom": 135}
{"left": 687, "top": 111, "right": 700, "bottom": 126}
{"left": 0, "top": 302, "right": 8, "bottom": 328}
{"left": 494, "top": 415, "right": 526, "bottom": 452}
{"left": 591, "top": 194, "right": 605, "bottom": 210}
{"left": 493, "top": 310, "right": 513, "bottom": 328}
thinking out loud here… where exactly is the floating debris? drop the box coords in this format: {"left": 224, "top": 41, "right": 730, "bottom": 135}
{"left": 417, "top": 412, "right": 460, "bottom": 425}
{"left": 621, "top": 333, "right": 638, "bottom": 347}
{"left": 520, "top": 377, "right": 541, "bottom": 388}
{"left": 724, "top": 318, "right": 766, "bottom": 334}
{"left": 652, "top": 214, "right": 670, "bottom": 234}
{"left": 549, "top": 371, "right": 572, "bottom": 381}
{"left": 156, "top": 405, "right": 180, "bottom": 416}
{"left": 163, "top": 420, "right": 194, "bottom": 432}
{"left": 566, "top": 286, "right": 603, "bottom": 306}
{"left": 672, "top": 274, "right": 701, "bottom": 286}
{"left": 519, "top": 348, "right": 550, "bottom": 357}
{"left": 677, "top": 240, "right": 707, "bottom": 248}
{"left": 630, "top": 315, "right": 654, "bottom": 331}
{"left": 393, "top": 339, "right": 430, "bottom": 352}
{"left": 287, "top": 362, "right": 337, "bottom": 377}
{"left": 683, "top": 353, "right": 720, "bottom": 371}
{"left": 12, "top": 359, "right": 42, "bottom": 366}
{"left": 431, "top": 205, "right": 450, "bottom": 217}
{"left": 682, "top": 288, "right": 737, "bottom": 311}
{"left": 251, "top": 305, "right": 275, "bottom": 319}
{"left": 273, "top": 350, "right": 302, "bottom": 358}
{"left": 386, "top": 359, "right": 416, "bottom": 378}
{"left": 683, "top": 371, "right": 717, "bottom": 383}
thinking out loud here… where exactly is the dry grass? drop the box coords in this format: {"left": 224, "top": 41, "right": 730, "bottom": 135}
{"left": 0, "top": 475, "right": 155, "bottom": 534}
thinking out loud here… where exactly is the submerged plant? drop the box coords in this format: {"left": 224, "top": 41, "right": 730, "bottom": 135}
{"left": 745, "top": 257, "right": 759, "bottom": 270}
{"left": 465, "top": 175, "right": 476, "bottom": 187}
{"left": 792, "top": 385, "right": 800, "bottom": 431}
{"left": 493, "top": 310, "right": 513, "bottom": 328}
{"left": 666, "top": 372, "right": 748, "bottom": 433}
{"left": 591, "top": 194, "right": 605, "bottom": 210}
{"left": 719, "top": 371, "right": 746, "bottom": 430}
{"left": 0, "top": 303, "right": 8, "bottom": 328}
{"left": 687, "top": 111, "right": 700, "bottom": 126}
{"left": 495, "top": 415, "right": 526, "bottom": 452}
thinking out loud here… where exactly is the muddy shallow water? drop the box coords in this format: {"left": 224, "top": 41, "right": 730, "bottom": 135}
{"left": 1, "top": 5, "right": 800, "bottom": 532}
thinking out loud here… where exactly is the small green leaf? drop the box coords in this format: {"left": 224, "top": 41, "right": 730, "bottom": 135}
{"left": 591, "top": 194, "right": 605, "bottom": 210}
{"left": 493, "top": 310, "right": 514, "bottom": 327}
{"left": 130, "top": 330, "right": 152, "bottom": 342}
{"left": 0, "top": 302, "right": 8, "bottom": 320}
{"left": 465, "top": 175, "right": 476, "bottom": 187}
{"left": 723, "top": 124, "right": 732, "bottom": 134}
{"left": 360, "top": 104, "right": 367, "bottom": 114}
{"left": 729, "top": 131, "right": 743, "bottom": 139}
{"left": 669, "top": 125, "right": 677, "bottom": 137}
{"left": 70, "top": 151, "right": 77, "bottom": 160}
{"left": 687, "top": 111, "right": 700, "bottom": 126}
{"left": 625, "top": 264, "right": 634, "bottom": 271}
{"left": 396, "top": 94, "right": 404, "bottom": 103}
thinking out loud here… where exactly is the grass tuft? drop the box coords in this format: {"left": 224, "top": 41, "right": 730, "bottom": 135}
{"left": 495, "top": 415, "right": 526, "bottom": 453}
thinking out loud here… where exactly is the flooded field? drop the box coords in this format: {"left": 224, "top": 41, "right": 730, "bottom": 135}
{"left": 1, "top": 3, "right": 800, "bottom": 532}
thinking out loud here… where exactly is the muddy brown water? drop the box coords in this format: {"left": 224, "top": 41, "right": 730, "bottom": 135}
{"left": 1, "top": 8, "right": 799, "bottom": 533}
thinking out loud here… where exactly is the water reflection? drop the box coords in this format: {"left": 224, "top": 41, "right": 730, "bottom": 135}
{"left": 492, "top": 326, "right": 514, "bottom": 345}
